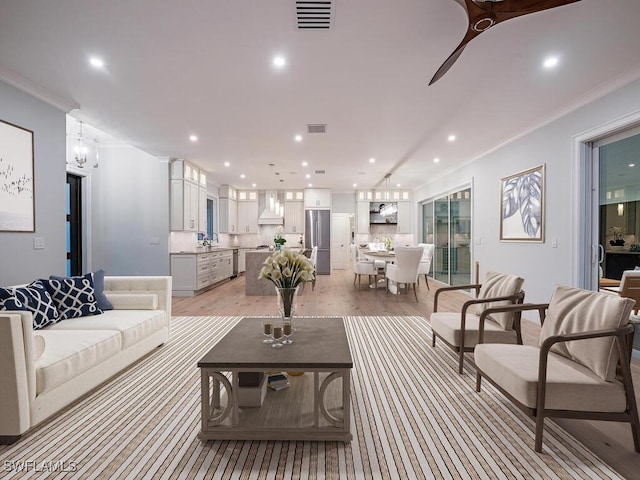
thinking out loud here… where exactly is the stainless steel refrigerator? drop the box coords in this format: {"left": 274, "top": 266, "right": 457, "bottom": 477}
{"left": 305, "top": 209, "right": 331, "bottom": 274}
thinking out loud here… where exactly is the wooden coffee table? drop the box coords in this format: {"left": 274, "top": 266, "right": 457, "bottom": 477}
{"left": 197, "top": 317, "right": 353, "bottom": 441}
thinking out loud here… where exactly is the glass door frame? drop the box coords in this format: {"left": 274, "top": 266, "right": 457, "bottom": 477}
{"left": 419, "top": 181, "right": 473, "bottom": 286}
{"left": 575, "top": 116, "right": 640, "bottom": 291}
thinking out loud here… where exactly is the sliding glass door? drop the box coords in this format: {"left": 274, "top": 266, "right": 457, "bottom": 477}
{"left": 422, "top": 187, "right": 472, "bottom": 286}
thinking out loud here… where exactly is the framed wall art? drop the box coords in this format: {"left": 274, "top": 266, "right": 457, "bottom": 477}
{"left": 500, "top": 164, "right": 545, "bottom": 242}
{"left": 0, "top": 119, "right": 35, "bottom": 232}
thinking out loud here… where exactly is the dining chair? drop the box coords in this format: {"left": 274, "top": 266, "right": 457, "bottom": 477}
{"left": 350, "top": 244, "right": 377, "bottom": 290}
{"left": 475, "top": 285, "right": 640, "bottom": 453}
{"left": 430, "top": 271, "right": 525, "bottom": 373}
{"left": 384, "top": 247, "right": 423, "bottom": 301}
{"left": 416, "top": 243, "right": 435, "bottom": 289}
{"left": 609, "top": 270, "right": 640, "bottom": 314}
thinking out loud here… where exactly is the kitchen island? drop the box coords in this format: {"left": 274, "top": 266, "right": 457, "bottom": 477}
{"left": 245, "top": 250, "right": 277, "bottom": 295}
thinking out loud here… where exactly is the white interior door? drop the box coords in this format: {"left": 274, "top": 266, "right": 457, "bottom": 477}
{"left": 331, "top": 213, "right": 350, "bottom": 270}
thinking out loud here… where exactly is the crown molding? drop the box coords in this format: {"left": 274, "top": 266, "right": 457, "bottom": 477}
{"left": 413, "top": 66, "right": 640, "bottom": 193}
{"left": 0, "top": 64, "right": 80, "bottom": 113}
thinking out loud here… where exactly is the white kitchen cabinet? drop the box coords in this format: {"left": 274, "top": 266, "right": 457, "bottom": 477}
{"left": 171, "top": 250, "right": 234, "bottom": 296}
{"left": 219, "top": 185, "right": 238, "bottom": 233}
{"left": 356, "top": 201, "right": 370, "bottom": 234}
{"left": 170, "top": 159, "right": 206, "bottom": 232}
{"left": 304, "top": 188, "right": 331, "bottom": 208}
{"left": 237, "top": 200, "right": 259, "bottom": 234}
{"left": 284, "top": 201, "right": 304, "bottom": 234}
{"left": 219, "top": 197, "right": 237, "bottom": 233}
{"left": 396, "top": 201, "right": 411, "bottom": 234}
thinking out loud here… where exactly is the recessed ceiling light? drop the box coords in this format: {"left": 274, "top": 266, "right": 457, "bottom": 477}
{"left": 433, "top": 157, "right": 440, "bottom": 164}
{"left": 543, "top": 56, "right": 559, "bottom": 69}
{"left": 294, "top": 134, "right": 302, "bottom": 142}
{"left": 240, "top": 174, "right": 245, "bottom": 179}
{"left": 369, "top": 158, "right": 375, "bottom": 163}
{"left": 224, "top": 161, "right": 230, "bottom": 167}
{"left": 302, "top": 161, "right": 308, "bottom": 167}
{"left": 189, "top": 135, "right": 198, "bottom": 142}
{"left": 448, "top": 134, "right": 456, "bottom": 142}
{"left": 252, "top": 183, "right": 257, "bottom": 187}
{"left": 89, "top": 57, "right": 104, "bottom": 69}
{"left": 396, "top": 183, "right": 401, "bottom": 187}
{"left": 273, "top": 56, "right": 286, "bottom": 68}
{"left": 353, "top": 183, "right": 357, "bottom": 188}
{"left": 308, "top": 183, "right": 312, "bottom": 187}
{"left": 305, "top": 174, "right": 311, "bottom": 179}
{"left": 630, "top": 164, "right": 636, "bottom": 167}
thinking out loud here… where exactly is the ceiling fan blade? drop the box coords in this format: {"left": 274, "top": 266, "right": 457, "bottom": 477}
{"left": 428, "top": 38, "right": 471, "bottom": 85}
{"left": 428, "top": 0, "right": 581, "bottom": 85}
{"left": 491, "top": 0, "right": 582, "bottom": 24}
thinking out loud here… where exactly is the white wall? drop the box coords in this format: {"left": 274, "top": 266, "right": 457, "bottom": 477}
{"left": 90, "top": 146, "right": 170, "bottom": 275}
{"left": 0, "top": 81, "right": 66, "bottom": 285}
{"left": 414, "top": 78, "right": 640, "bottom": 308}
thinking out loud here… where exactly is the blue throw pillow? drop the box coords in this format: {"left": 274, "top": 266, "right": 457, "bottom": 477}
{"left": 0, "top": 281, "right": 60, "bottom": 329}
{"left": 51, "top": 269, "right": 112, "bottom": 311}
{"left": 42, "top": 273, "right": 103, "bottom": 320}
{"left": 91, "top": 269, "right": 113, "bottom": 311}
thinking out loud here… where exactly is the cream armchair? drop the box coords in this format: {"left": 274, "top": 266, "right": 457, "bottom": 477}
{"left": 430, "top": 271, "right": 525, "bottom": 373}
{"left": 475, "top": 285, "right": 640, "bottom": 453}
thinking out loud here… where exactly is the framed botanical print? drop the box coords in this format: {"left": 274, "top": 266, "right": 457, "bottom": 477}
{"left": 500, "top": 164, "right": 545, "bottom": 242}
{"left": 0, "top": 119, "right": 35, "bottom": 232}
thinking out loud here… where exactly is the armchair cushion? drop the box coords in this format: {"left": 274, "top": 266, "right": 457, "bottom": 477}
{"left": 475, "top": 343, "right": 627, "bottom": 412}
{"left": 475, "top": 272, "right": 524, "bottom": 330}
{"left": 539, "top": 285, "right": 635, "bottom": 381}
{"left": 430, "top": 312, "right": 518, "bottom": 347}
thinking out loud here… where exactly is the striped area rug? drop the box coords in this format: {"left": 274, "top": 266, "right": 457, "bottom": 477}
{"left": 0, "top": 316, "right": 622, "bottom": 479}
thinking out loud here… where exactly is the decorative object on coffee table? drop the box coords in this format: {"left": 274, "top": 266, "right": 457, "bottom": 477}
{"left": 260, "top": 249, "right": 314, "bottom": 329}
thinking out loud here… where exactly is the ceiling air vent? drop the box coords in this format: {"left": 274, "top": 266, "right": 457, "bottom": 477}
{"left": 296, "top": 1, "right": 333, "bottom": 30}
{"left": 307, "top": 124, "right": 327, "bottom": 134}
{"left": 314, "top": 170, "right": 326, "bottom": 174}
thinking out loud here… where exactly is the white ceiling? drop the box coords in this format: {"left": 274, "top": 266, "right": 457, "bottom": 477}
{"left": 1, "top": 0, "right": 640, "bottom": 191}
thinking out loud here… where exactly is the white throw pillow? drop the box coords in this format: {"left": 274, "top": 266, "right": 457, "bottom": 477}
{"left": 105, "top": 293, "right": 158, "bottom": 310}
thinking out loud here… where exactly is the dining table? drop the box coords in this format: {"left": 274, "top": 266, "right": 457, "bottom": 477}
{"left": 362, "top": 250, "right": 396, "bottom": 290}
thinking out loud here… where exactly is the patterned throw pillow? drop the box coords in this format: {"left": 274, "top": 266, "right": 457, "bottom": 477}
{"left": 0, "top": 281, "right": 60, "bottom": 329}
{"left": 50, "top": 269, "right": 113, "bottom": 311}
{"left": 41, "top": 273, "right": 103, "bottom": 320}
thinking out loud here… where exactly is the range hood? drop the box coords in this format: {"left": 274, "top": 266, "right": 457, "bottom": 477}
{"left": 258, "top": 190, "right": 284, "bottom": 225}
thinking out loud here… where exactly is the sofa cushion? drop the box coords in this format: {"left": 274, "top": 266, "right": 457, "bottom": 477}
{"left": 474, "top": 272, "right": 524, "bottom": 330}
{"left": 430, "top": 312, "right": 518, "bottom": 347}
{"left": 0, "top": 281, "right": 59, "bottom": 329}
{"left": 35, "top": 330, "right": 122, "bottom": 395}
{"left": 48, "top": 309, "right": 167, "bottom": 349}
{"left": 105, "top": 293, "right": 158, "bottom": 310}
{"left": 539, "top": 285, "right": 635, "bottom": 381}
{"left": 41, "top": 273, "right": 103, "bottom": 320}
{"left": 475, "top": 343, "right": 627, "bottom": 412}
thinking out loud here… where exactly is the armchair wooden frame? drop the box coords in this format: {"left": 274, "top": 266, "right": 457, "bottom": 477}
{"left": 431, "top": 283, "right": 525, "bottom": 374}
{"left": 475, "top": 303, "right": 640, "bottom": 453}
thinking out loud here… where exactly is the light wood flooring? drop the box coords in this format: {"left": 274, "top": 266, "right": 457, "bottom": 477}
{"left": 173, "top": 268, "right": 640, "bottom": 478}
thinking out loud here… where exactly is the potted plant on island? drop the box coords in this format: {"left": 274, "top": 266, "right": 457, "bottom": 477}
{"left": 274, "top": 226, "right": 286, "bottom": 250}
{"left": 609, "top": 226, "right": 625, "bottom": 250}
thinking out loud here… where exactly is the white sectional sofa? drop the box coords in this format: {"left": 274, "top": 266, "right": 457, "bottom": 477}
{"left": 0, "top": 276, "right": 172, "bottom": 444}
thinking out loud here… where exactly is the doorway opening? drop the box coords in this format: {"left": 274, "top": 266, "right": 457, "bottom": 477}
{"left": 66, "top": 173, "right": 82, "bottom": 276}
